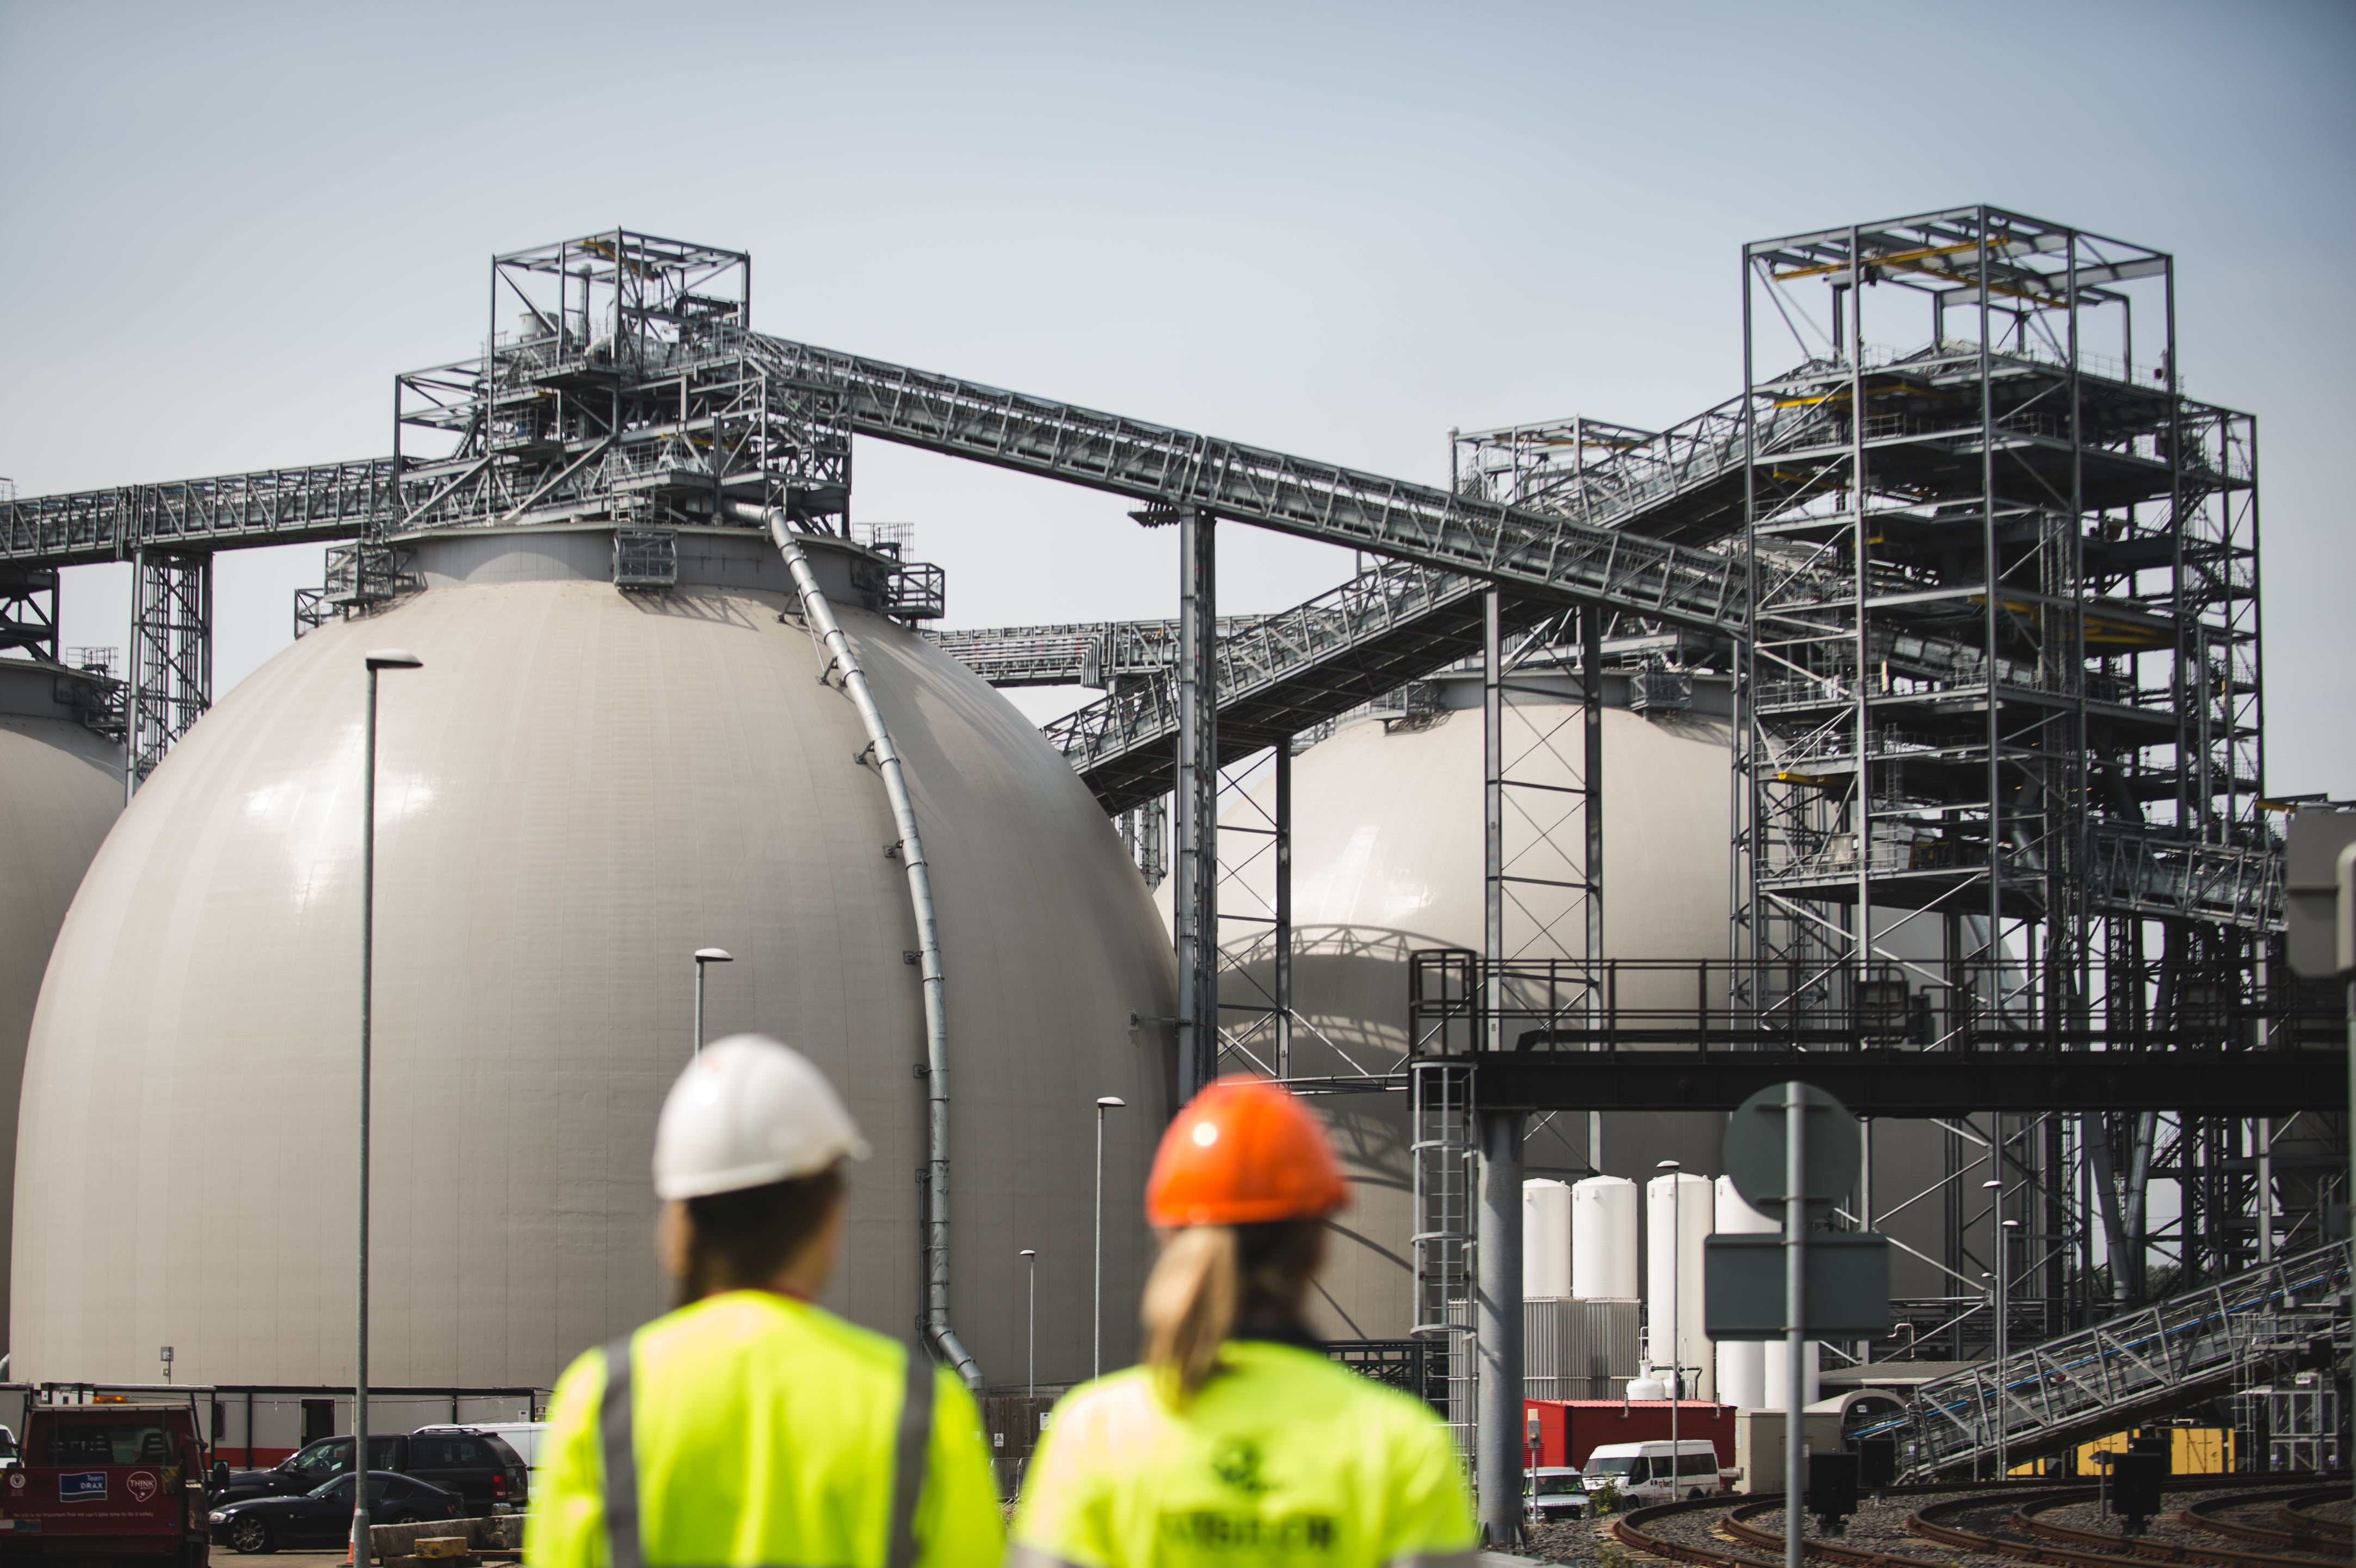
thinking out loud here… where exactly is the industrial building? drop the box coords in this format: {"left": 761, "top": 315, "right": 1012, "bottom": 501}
{"left": 0, "top": 209, "right": 2344, "bottom": 1523}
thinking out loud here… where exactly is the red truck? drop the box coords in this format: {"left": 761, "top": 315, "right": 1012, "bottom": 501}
{"left": 0, "top": 1400, "right": 211, "bottom": 1564}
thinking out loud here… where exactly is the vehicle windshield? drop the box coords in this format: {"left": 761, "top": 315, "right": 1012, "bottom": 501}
{"left": 1534, "top": 1474, "right": 1586, "bottom": 1496}
{"left": 43, "top": 1422, "right": 173, "bottom": 1466}
{"left": 307, "top": 1475, "right": 392, "bottom": 1503}
{"left": 1587, "top": 1455, "right": 1635, "bottom": 1477}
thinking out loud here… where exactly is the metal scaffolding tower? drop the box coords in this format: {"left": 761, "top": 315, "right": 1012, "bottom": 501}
{"left": 1728, "top": 208, "right": 2279, "bottom": 1348}
{"left": 126, "top": 548, "right": 211, "bottom": 792}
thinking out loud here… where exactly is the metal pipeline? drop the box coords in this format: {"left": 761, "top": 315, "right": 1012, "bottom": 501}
{"left": 768, "top": 516, "right": 982, "bottom": 1390}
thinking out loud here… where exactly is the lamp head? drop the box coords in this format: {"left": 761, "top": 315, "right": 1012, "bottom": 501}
{"left": 1096, "top": 1096, "right": 1126, "bottom": 1109}
{"left": 694, "top": 948, "right": 733, "bottom": 964}
{"left": 365, "top": 649, "right": 424, "bottom": 671}
{"left": 1656, "top": 1159, "right": 1680, "bottom": 1171}
{"left": 1020, "top": 1248, "right": 1036, "bottom": 1258}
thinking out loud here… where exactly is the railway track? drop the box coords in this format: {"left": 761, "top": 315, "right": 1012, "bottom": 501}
{"left": 1609, "top": 1482, "right": 2352, "bottom": 1568}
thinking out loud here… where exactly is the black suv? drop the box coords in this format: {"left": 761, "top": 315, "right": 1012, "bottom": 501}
{"left": 216, "top": 1429, "right": 529, "bottom": 1510}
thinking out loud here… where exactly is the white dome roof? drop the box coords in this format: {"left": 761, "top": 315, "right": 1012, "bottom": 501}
{"left": 15, "top": 541, "right": 1174, "bottom": 1389}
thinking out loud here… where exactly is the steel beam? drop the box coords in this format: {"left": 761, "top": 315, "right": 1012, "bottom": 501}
{"left": 1465, "top": 1051, "right": 2337, "bottom": 1117}
{"left": 1473, "top": 1109, "right": 1524, "bottom": 1546}
{"left": 127, "top": 548, "right": 212, "bottom": 793}
{"left": 1174, "top": 508, "right": 1218, "bottom": 1101}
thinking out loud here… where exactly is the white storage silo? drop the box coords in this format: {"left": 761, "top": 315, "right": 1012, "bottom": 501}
{"left": 1571, "top": 1174, "right": 1639, "bottom": 1300}
{"left": 1713, "top": 1176, "right": 1773, "bottom": 1410}
{"left": 1646, "top": 1170, "right": 1712, "bottom": 1400}
{"left": 1711, "top": 1176, "right": 1819, "bottom": 1409}
{"left": 1523, "top": 1178, "right": 1571, "bottom": 1298}
{"left": 13, "top": 528, "right": 1175, "bottom": 1391}
{"left": 0, "top": 657, "right": 123, "bottom": 1359}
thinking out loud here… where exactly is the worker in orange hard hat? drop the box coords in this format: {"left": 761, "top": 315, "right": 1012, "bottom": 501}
{"left": 1009, "top": 1075, "right": 1477, "bottom": 1567}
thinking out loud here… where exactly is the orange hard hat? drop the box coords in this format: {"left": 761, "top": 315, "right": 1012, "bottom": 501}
{"left": 1145, "top": 1075, "right": 1351, "bottom": 1229}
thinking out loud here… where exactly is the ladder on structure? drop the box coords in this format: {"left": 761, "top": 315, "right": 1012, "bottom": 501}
{"left": 1410, "top": 1058, "right": 1477, "bottom": 1454}
{"left": 1867, "top": 1242, "right": 2351, "bottom": 1479}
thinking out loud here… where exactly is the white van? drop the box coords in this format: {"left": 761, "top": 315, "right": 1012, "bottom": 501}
{"left": 1582, "top": 1439, "right": 1729, "bottom": 1504}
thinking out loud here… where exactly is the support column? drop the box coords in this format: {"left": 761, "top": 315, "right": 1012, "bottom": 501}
{"left": 1274, "top": 737, "right": 1293, "bottom": 1081}
{"left": 1174, "top": 508, "right": 1218, "bottom": 1101}
{"left": 1582, "top": 607, "right": 1605, "bottom": 1169}
{"left": 127, "top": 546, "right": 213, "bottom": 797}
{"left": 1475, "top": 1108, "right": 1525, "bottom": 1547}
{"left": 1483, "top": 591, "right": 1503, "bottom": 1053}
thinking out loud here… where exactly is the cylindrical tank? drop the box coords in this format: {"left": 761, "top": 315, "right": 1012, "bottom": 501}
{"left": 1765, "top": 1340, "right": 1821, "bottom": 1411}
{"left": 1645, "top": 1171, "right": 1712, "bottom": 1400}
{"left": 1570, "top": 1175, "right": 1638, "bottom": 1300}
{"left": 0, "top": 658, "right": 124, "bottom": 1360}
{"left": 1522, "top": 1178, "right": 1571, "bottom": 1299}
{"left": 1713, "top": 1176, "right": 1774, "bottom": 1410}
{"left": 13, "top": 527, "right": 1176, "bottom": 1390}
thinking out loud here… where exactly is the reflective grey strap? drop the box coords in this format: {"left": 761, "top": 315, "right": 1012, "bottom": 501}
{"left": 885, "top": 1350, "right": 936, "bottom": 1568}
{"left": 1003, "top": 1548, "right": 1088, "bottom": 1568}
{"left": 600, "top": 1334, "right": 643, "bottom": 1568}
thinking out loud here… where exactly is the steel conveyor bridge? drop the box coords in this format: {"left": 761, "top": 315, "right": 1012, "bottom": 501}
{"left": 1855, "top": 1241, "right": 2351, "bottom": 1479}
{"left": 1, "top": 325, "right": 2285, "bottom": 928}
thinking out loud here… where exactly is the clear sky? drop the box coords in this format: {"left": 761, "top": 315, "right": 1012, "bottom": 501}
{"left": 3, "top": 0, "right": 2349, "bottom": 792}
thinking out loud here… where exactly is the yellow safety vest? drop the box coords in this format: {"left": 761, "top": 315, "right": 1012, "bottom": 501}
{"left": 1009, "top": 1339, "right": 1477, "bottom": 1567}
{"left": 527, "top": 1291, "right": 1002, "bottom": 1568}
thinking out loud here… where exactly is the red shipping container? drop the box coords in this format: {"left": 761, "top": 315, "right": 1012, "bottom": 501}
{"left": 1522, "top": 1399, "right": 1736, "bottom": 1470}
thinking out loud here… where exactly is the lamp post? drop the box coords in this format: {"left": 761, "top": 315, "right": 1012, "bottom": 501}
{"left": 692, "top": 948, "right": 732, "bottom": 1055}
{"left": 1094, "top": 1096, "right": 1126, "bottom": 1379}
{"left": 356, "top": 647, "right": 422, "bottom": 1568}
{"left": 1657, "top": 1159, "right": 1682, "bottom": 1483}
{"left": 1020, "top": 1250, "right": 1038, "bottom": 1399}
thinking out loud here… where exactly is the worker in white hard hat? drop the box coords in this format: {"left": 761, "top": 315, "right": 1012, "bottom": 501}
{"left": 527, "top": 1034, "right": 1003, "bottom": 1568}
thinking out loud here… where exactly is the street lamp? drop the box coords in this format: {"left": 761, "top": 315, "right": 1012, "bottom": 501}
{"left": 1020, "top": 1250, "right": 1038, "bottom": 1400}
{"left": 1657, "top": 1159, "right": 1683, "bottom": 1481}
{"left": 356, "top": 647, "right": 422, "bottom": 1568}
{"left": 1094, "top": 1096, "right": 1126, "bottom": 1379}
{"left": 692, "top": 948, "right": 733, "bottom": 1055}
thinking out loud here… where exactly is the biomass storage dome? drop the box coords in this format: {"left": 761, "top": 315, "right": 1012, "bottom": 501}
{"left": 14, "top": 527, "right": 1175, "bottom": 1391}
{"left": 0, "top": 658, "right": 123, "bottom": 1359}
{"left": 1200, "top": 672, "right": 1737, "bottom": 1342}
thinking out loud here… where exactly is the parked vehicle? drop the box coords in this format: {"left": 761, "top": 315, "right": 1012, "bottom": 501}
{"left": 0, "top": 1399, "right": 212, "bottom": 1564}
{"left": 1522, "top": 1465, "right": 1591, "bottom": 1525}
{"left": 1583, "top": 1439, "right": 1731, "bottom": 1503}
{"left": 415, "top": 1421, "right": 547, "bottom": 1473}
{"left": 215, "top": 1429, "right": 527, "bottom": 1511}
{"left": 209, "top": 1471, "right": 462, "bottom": 1554}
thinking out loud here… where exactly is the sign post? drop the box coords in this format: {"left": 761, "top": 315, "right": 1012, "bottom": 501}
{"left": 1711, "top": 1081, "right": 1888, "bottom": 1568}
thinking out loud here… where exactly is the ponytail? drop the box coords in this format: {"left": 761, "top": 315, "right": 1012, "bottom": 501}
{"left": 1142, "top": 1225, "right": 1239, "bottom": 1402}
{"left": 1140, "top": 1219, "right": 1328, "bottom": 1403}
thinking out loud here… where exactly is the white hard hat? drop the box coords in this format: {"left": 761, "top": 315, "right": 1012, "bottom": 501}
{"left": 652, "top": 1035, "right": 871, "bottom": 1200}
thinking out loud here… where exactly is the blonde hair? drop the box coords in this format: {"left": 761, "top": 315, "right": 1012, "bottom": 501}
{"left": 1140, "top": 1220, "right": 1327, "bottom": 1403}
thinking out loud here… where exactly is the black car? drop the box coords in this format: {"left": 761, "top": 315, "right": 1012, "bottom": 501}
{"left": 210, "top": 1470, "right": 463, "bottom": 1553}
{"left": 215, "top": 1434, "right": 403, "bottom": 1503}
{"left": 216, "top": 1429, "right": 529, "bottom": 1510}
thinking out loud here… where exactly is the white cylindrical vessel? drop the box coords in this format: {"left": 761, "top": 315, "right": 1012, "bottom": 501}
{"left": 1524, "top": 1178, "right": 1572, "bottom": 1299}
{"left": 1571, "top": 1175, "right": 1639, "bottom": 1300}
{"left": 1645, "top": 1171, "right": 1712, "bottom": 1401}
{"left": 1764, "top": 1339, "right": 1822, "bottom": 1411}
{"left": 1712, "top": 1176, "right": 1776, "bottom": 1410}
{"left": 1625, "top": 1376, "right": 1669, "bottom": 1401}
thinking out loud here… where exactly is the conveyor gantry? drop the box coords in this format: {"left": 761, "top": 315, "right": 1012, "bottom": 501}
{"left": 1860, "top": 1240, "right": 2350, "bottom": 1479}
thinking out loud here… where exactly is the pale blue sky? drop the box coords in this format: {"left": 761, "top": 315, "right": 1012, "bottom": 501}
{"left": 3, "top": 0, "right": 2349, "bottom": 791}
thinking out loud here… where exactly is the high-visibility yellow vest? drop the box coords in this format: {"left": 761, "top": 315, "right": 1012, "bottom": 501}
{"left": 1009, "top": 1340, "right": 1477, "bottom": 1567}
{"left": 527, "top": 1291, "right": 1003, "bottom": 1568}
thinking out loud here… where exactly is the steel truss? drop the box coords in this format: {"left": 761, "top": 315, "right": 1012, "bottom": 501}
{"left": 1724, "top": 208, "right": 2285, "bottom": 1360}
{"left": 127, "top": 549, "right": 210, "bottom": 793}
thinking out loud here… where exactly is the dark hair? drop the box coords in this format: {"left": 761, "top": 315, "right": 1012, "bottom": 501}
{"left": 1142, "top": 1218, "right": 1325, "bottom": 1400}
{"left": 675, "top": 1168, "right": 845, "bottom": 1306}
